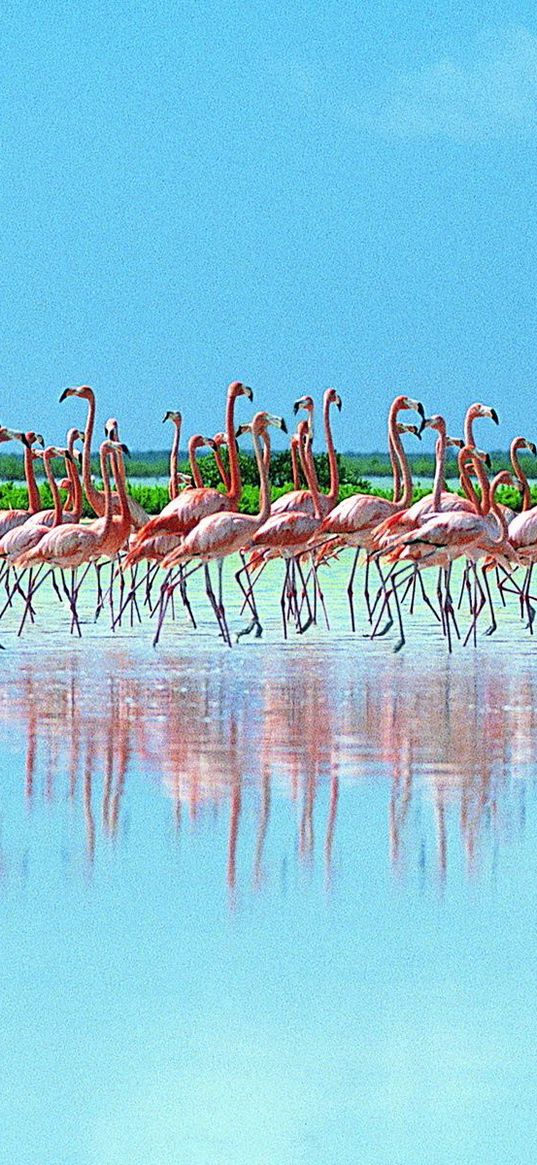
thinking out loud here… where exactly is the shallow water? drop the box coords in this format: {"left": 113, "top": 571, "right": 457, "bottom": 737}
{"left": 1, "top": 558, "right": 536, "bottom": 1163}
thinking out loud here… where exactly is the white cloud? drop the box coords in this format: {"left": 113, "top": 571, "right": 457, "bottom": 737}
{"left": 372, "top": 26, "right": 537, "bottom": 141}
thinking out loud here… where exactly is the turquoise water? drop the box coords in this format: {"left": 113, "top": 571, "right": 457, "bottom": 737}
{"left": 0, "top": 559, "right": 536, "bottom": 1163}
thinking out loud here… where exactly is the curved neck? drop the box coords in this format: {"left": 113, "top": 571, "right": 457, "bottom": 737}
{"left": 432, "top": 432, "right": 446, "bottom": 511}
{"left": 213, "top": 447, "right": 230, "bottom": 492}
{"left": 474, "top": 458, "right": 491, "bottom": 514}
{"left": 389, "top": 406, "right": 413, "bottom": 508}
{"left": 98, "top": 447, "right": 114, "bottom": 541}
{"left": 324, "top": 397, "right": 339, "bottom": 503}
{"left": 24, "top": 446, "right": 42, "bottom": 513}
{"left": 226, "top": 389, "right": 242, "bottom": 504}
{"left": 302, "top": 440, "right": 323, "bottom": 519}
{"left": 169, "top": 421, "right": 181, "bottom": 500}
{"left": 290, "top": 438, "right": 301, "bottom": 489}
{"left": 389, "top": 434, "right": 402, "bottom": 504}
{"left": 43, "top": 454, "right": 63, "bottom": 526}
{"left": 510, "top": 439, "right": 531, "bottom": 511}
{"left": 459, "top": 456, "right": 480, "bottom": 510}
{"left": 464, "top": 407, "right": 478, "bottom": 447}
{"left": 81, "top": 391, "right": 106, "bottom": 514}
{"left": 66, "top": 456, "right": 83, "bottom": 520}
{"left": 188, "top": 437, "right": 205, "bottom": 489}
{"left": 489, "top": 479, "right": 509, "bottom": 544}
{"left": 110, "top": 449, "right": 131, "bottom": 524}
{"left": 255, "top": 431, "right": 272, "bottom": 525}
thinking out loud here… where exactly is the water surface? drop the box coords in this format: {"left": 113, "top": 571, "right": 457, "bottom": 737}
{"left": 0, "top": 562, "right": 536, "bottom": 1163}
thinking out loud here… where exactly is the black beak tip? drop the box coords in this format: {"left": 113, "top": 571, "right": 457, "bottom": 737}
{"left": 491, "top": 408, "right": 499, "bottom": 425}
{"left": 418, "top": 417, "right": 427, "bottom": 435}
{"left": 281, "top": 418, "right": 288, "bottom": 434}
{"left": 21, "top": 434, "right": 31, "bottom": 449}
{"left": 59, "top": 389, "right": 69, "bottom": 403}
{"left": 244, "top": 385, "right": 254, "bottom": 401}
{"left": 121, "top": 444, "right": 131, "bottom": 458}
{"left": 485, "top": 453, "right": 492, "bottom": 468}
{"left": 417, "top": 402, "right": 425, "bottom": 419}
{"left": 293, "top": 401, "right": 300, "bottom": 415}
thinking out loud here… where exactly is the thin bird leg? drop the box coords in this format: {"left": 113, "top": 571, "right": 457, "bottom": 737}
{"left": 415, "top": 569, "right": 441, "bottom": 623}
{"left": 409, "top": 565, "right": 418, "bottom": 614}
{"left": 111, "top": 565, "right": 153, "bottom": 630}
{"left": 373, "top": 559, "right": 393, "bottom": 637}
{"left": 286, "top": 559, "right": 298, "bottom": 624}
{"left": 94, "top": 562, "right": 103, "bottom": 615}
{"left": 346, "top": 548, "right": 361, "bottom": 632}
{"left": 370, "top": 562, "right": 414, "bottom": 639}
{"left": 436, "top": 569, "right": 446, "bottom": 639}
{"left": 456, "top": 561, "right": 468, "bottom": 615}
{"left": 463, "top": 564, "right": 486, "bottom": 647}
{"left": 69, "top": 568, "right": 82, "bottom": 637}
{"left": 279, "top": 560, "right": 290, "bottom": 639}
{"left": 204, "top": 562, "right": 232, "bottom": 646}
{"left": 93, "top": 561, "right": 119, "bottom": 622}
{"left": 311, "top": 560, "right": 330, "bottom": 630}
{"left": 50, "top": 570, "right": 64, "bottom": 605}
{"left": 363, "top": 553, "right": 373, "bottom": 622}
{"left": 443, "top": 562, "right": 460, "bottom": 649}
{"left": 482, "top": 565, "right": 498, "bottom": 636}
{"left": 513, "top": 565, "right": 532, "bottom": 626}
{"left": 235, "top": 563, "right": 263, "bottom": 640}
{"left": 60, "top": 569, "right": 81, "bottom": 636}
{"left": 495, "top": 565, "right": 507, "bottom": 607}
{"left": 390, "top": 566, "right": 407, "bottom": 653}
{"left": 296, "top": 557, "right": 314, "bottom": 633}
{"left": 239, "top": 561, "right": 267, "bottom": 615}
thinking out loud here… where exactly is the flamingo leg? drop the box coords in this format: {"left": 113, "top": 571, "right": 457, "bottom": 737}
{"left": 204, "top": 563, "right": 232, "bottom": 646}
{"left": 346, "top": 548, "right": 360, "bottom": 632}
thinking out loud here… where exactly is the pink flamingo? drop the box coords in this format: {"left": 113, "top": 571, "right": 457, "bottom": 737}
{"left": 124, "top": 381, "right": 253, "bottom": 563}
{"left": 155, "top": 411, "right": 287, "bottom": 646}
{"left": 380, "top": 465, "right": 518, "bottom": 651}
{"left": 239, "top": 420, "right": 326, "bottom": 637}
{"left": 16, "top": 440, "right": 132, "bottom": 634}
{"left": 314, "top": 395, "right": 424, "bottom": 629}
{"left": 270, "top": 389, "right": 341, "bottom": 517}
{"left": 0, "top": 430, "right": 44, "bottom": 539}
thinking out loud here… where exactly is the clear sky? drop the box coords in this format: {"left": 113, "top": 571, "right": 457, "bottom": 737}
{"left": 2, "top": 2, "right": 537, "bottom": 451}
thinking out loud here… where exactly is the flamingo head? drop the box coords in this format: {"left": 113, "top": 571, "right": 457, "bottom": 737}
{"left": 59, "top": 385, "right": 93, "bottom": 403}
{"left": 0, "top": 428, "right": 31, "bottom": 447}
{"left": 104, "top": 417, "right": 120, "bottom": 441}
{"left": 213, "top": 431, "right": 227, "bottom": 448}
{"left": 395, "top": 395, "right": 426, "bottom": 420}
{"left": 293, "top": 394, "right": 315, "bottom": 416}
{"left": 397, "top": 422, "right": 422, "bottom": 439}
{"left": 446, "top": 436, "right": 464, "bottom": 449}
{"left": 468, "top": 402, "right": 499, "bottom": 425}
{"left": 25, "top": 432, "right": 45, "bottom": 448}
{"left": 418, "top": 414, "right": 446, "bottom": 437}
{"left": 325, "top": 387, "right": 342, "bottom": 411}
{"left": 101, "top": 439, "right": 130, "bottom": 459}
{"left": 228, "top": 381, "right": 253, "bottom": 402}
{"left": 163, "top": 410, "right": 182, "bottom": 425}
{"left": 251, "top": 412, "right": 288, "bottom": 437}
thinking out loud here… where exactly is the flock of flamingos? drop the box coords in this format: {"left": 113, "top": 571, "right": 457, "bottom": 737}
{"left": 0, "top": 379, "right": 536, "bottom": 651}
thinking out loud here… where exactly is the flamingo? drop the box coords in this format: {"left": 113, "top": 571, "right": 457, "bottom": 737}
{"left": 380, "top": 465, "right": 518, "bottom": 651}
{"left": 123, "top": 381, "right": 253, "bottom": 562}
{"left": 269, "top": 388, "right": 340, "bottom": 517}
{"left": 238, "top": 420, "right": 326, "bottom": 637}
{"left": 15, "top": 440, "right": 132, "bottom": 634}
{"left": 155, "top": 411, "right": 287, "bottom": 646}
{"left": 313, "top": 395, "right": 425, "bottom": 629}
{"left": 0, "top": 430, "right": 44, "bottom": 538}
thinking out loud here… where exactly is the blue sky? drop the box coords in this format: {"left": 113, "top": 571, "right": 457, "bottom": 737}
{"left": 2, "top": 2, "right": 537, "bottom": 450}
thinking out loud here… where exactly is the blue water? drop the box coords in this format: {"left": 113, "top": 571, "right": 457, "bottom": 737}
{"left": 0, "top": 564, "right": 536, "bottom": 1163}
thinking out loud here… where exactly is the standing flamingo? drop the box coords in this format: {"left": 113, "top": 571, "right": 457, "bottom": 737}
{"left": 314, "top": 395, "right": 425, "bottom": 629}
{"left": 270, "top": 389, "right": 341, "bottom": 517}
{"left": 156, "top": 412, "right": 287, "bottom": 646}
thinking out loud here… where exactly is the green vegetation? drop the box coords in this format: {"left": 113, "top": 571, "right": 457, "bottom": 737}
{"left": 2, "top": 448, "right": 536, "bottom": 485}
{"left": 0, "top": 477, "right": 532, "bottom": 518}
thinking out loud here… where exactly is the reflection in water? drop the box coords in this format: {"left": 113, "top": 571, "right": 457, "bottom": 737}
{"left": 1, "top": 642, "right": 536, "bottom": 895}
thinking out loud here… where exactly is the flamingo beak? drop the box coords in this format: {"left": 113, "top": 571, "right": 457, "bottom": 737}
{"left": 334, "top": 393, "right": 342, "bottom": 411}
{"left": 243, "top": 385, "right": 254, "bottom": 401}
{"left": 59, "top": 388, "right": 74, "bottom": 402}
{"left": 490, "top": 408, "right": 499, "bottom": 424}
{"left": 530, "top": 442, "right": 537, "bottom": 456}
